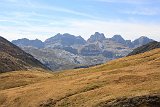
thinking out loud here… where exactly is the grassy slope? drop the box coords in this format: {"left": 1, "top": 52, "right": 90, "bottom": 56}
{"left": 0, "top": 49, "right": 160, "bottom": 107}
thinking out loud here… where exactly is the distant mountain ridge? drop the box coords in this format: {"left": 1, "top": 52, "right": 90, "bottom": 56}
{"left": 44, "top": 33, "right": 86, "bottom": 48}
{"left": 110, "top": 35, "right": 154, "bottom": 48}
{"left": 11, "top": 32, "right": 155, "bottom": 70}
{"left": 12, "top": 32, "right": 154, "bottom": 49}
{"left": 132, "top": 36, "right": 154, "bottom": 48}
{"left": 0, "top": 36, "right": 49, "bottom": 73}
{"left": 12, "top": 38, "right": 44, "bottom": 48}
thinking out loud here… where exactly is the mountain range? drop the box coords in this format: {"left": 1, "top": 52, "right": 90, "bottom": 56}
{"left": 12, "top": 32, "right": 154, "bottom": 71}
{"left": 12, "top": 32, "right": 154, "bottom": 49}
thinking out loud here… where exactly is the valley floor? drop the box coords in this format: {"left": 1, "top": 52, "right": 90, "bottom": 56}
{"left": 0, "top": 49, "right": 160, "bottom": 107}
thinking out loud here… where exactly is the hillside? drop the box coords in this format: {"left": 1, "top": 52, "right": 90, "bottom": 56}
{"left": 0, "top": 48, "right": 160, "bottom": 107}
{"left": 0, "top": 36, "right": 49, "bottom": 73}
{"left": 128, "top": 41, "right": 160, "bottom": 56}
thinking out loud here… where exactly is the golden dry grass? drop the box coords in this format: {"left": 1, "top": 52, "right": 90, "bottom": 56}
{"left": 0, "top": 49, "right": 160, "bottom": 107}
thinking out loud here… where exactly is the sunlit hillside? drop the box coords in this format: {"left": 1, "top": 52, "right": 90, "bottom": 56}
{"left": 0, "top": 48, "right": 160, "bottom": 107}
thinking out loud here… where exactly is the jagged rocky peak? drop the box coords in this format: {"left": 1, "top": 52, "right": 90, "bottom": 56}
{"left": 44, "top": 33, "right": 86, "bottom": 47}
{"left": 111, "top": 35, "right": 126, "bottom": 44}
{"left": 12, "top": 38, "right": 44, "bottom": 48}
{"left": 132, "top": 36, "right": 154, "bottom": 47}
{"left": 87, "top": 32, "right": 106, "bottom": 43}
{"left": 125, "top": 40, "right": 134, "bottom": 48}
{"left": 77, "top": 35, "right": 84, "bottom": 40}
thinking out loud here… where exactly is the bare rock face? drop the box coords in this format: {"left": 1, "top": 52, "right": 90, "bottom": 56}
{"left": 79, "top": 44, "right": 102, "bottom": 56}
{"left": 22, "top": 47, "right": 108, "bottom": 71}
{"left": 87, "top": 32, "right": 106, "bottom": 43}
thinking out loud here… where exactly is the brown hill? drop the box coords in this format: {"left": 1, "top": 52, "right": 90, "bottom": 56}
{"left": 0, "top": 48, "right": 160, "bottom": 107}
{"left": 0, "top": 36, "right": 50, "bottom": 73}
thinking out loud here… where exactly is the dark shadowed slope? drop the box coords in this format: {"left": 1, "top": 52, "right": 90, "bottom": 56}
{"left": 0, "top": 36, "right": 50, "bottom": 73}
{"left": 128, "top": 41, "right": 160, "bottom": 56}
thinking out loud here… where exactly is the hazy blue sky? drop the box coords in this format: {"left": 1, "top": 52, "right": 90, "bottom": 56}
{"left": 0, "top": 0, "right": 160, "bottom": 41}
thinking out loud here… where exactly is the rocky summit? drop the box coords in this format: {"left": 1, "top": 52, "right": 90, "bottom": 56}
{"left": 44, "top": 33, "right": 86, "bottom": 48}
{"left": 111, "top": 35, "right": 126, "bottom": 44}
{"left": 87, "top": 32, "right": 106, "bottom": 43}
